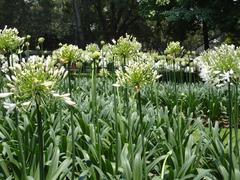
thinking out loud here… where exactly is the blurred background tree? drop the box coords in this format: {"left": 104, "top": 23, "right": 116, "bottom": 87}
{"left": 0, "top": 0, "right": 239, "bottom": 50}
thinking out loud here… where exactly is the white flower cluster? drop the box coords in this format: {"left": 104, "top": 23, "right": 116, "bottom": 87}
{"left": 99, "top": 43, "right": 113, "bottom": 68}
{"left": 112, "top": 34, "right": 141, "bottom": 66}
{"left": 0, "top": 26, "right": 24, "bottom": 54}
{"left": 52, "top": 44, "right": 83, "bottom": 64}
{"left": 1, "top": 53, "right": 20, "bottom": 73}
{"left": 0, "top": 55, "right": 75, "bottom": 113}
{"left": 115, "top": 60, "right": 160, "bottom": 90}
{"left": 197, "top": 44, "right": 240, "bottom": 86}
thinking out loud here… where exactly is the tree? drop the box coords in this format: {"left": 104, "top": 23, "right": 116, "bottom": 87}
{"left": 139, "top": 0, "right": 240, "bottom": 49}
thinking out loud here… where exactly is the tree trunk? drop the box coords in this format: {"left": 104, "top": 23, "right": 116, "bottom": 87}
{"left": 72, "top": 0, "right": 84, "bottom": 47}
{"left": 202, "top": 21, "right": 209, "bottom": 50}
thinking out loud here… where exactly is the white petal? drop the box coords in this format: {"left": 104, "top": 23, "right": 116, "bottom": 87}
{"left": 21, "top": 101, "right": 31, "bottom": 107}
{"left": 64, "top": 99, "right": 76, "bottom": 106}
{"left": 112, "top": 83, "right": 120, "bottom": 87}
{"left": 0, "top": 93, "right": 13, "bottom": 98}
{"left": 3, "top": 102, "right": 16, "bottom": 113}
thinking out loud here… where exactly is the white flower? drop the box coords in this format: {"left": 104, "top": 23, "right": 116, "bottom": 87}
{"left": 115, "top": 60, "right": 159, "bottom": 89}
{"left": 197, "top": 44, "right": 240, "bottom": 86}
{"left": 0, "top": 92, "right": 13, "bottom": 98}
{"left": 3, "top": 102, "right": 16, "bottom": 113}
{"left": 21, "top": 101, "right": 31, "bottom": 107}
{"left": 199, "top": 64, "right": 211, "bottom": 83}
{"left": 219, "top": 70, "right": 234, "bottom": 83}
{"left": 52, "top": 92, "right": 75, "bottom": 106}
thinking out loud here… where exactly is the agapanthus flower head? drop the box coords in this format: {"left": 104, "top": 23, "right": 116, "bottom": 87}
{"left": 86, "top": 43, "right": 99, "bottom": 53}
{"left": 197, "top": 44, "right": 240, "bottom": 86}
{"left": 38, "top": 37, "right": 45, "bottom": 44}
{"left": 52, "top": 44, "right": 83, "bottom": 64}
{"left": 0, "top": 26, "right": 24, "bottom": 54}
{"left": 26, "top": 35, "right": 31, "bottom": 40}
{"left": 84, "top": 43, "right": 101, "bottom": 62}
{"left": 137, "top": 52, "right": 154, "bottom": 63}
{"left": 164, "top": 41, "right": 183, "bottom": 57}
{"left": 112, "top": 34, "right": 141, "bottom": 64}
{"left": 7, "top": 56, "right": 65, "bottom": 100}
{"left": 10, "top": 56, "right": 68, "bottom": 100}
{"left": 150, "top": 51, "right": 161, "bottom": 62}
{"left": 100, "top": 43, "right": 113, "bottom": 63}
{"left": 0, "top": 55, "right": 75, "bottom": 112}
{"left": 99, "top": 68, "right": 110, "bottom": 77}
{"left": 1, "top": 53, "right": 20, "bottom": 73}
{"left": 115, "top": 60, "right": 159, "bottom": 90}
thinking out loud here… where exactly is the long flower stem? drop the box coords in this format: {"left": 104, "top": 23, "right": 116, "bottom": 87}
{"left": 173, "top": 59, "right": 177, "bottom": 107}
{"left": 15, "top": 109, "right": 27, "bottom": 179}
{"left": 36, "top": 99, "right": 44, "bottom": 180}
{"left": 91, "top": 59, "right": 97, "bottom": 124}
{"left": 91, "top": 59, "right": 102, "bottom": 170}
{"left": 137, "top": 90, "right": 146, "bottom": 180}
{"left": 113, "top": 86, "right": 119, "bottom": 175}
{"left": 122, "top": 57, "right": 132, "bottom": 164}
{"left": 188, "top": 55, "right": 192, "bottom": 93}
{"left": 228, "top": 81, "right": 232, "bottom": 180}
{"left": 234, "top": 84, "right": 239, "bottom": 155}
{"left": 7, "top": 53, "right": 12, "bottom": 77}
{"left": 68, "top": 62, "right": 75, "bottom": 180}
{"left": 59, "top": 102, "right": 63, "bottom": 148}
{"left": 113, "top": 60, "right": 119, "bottom": 175}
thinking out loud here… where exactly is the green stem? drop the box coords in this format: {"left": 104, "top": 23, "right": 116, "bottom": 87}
{"left": 91, "top": 59, "right": 102, "bottom": 170}
{"left": 113, "top": 60, "right": 119, "bottom": 175}
{"left": 59, "top": 102, "right": 63, "bottom": 148}
{"left": 208, "top": 86, "right": 212, "bottom": 121}
{"left": 160, "top": 151, "right": 172, "bottom": 180}
{"left": 234, "top": 83, "right": 239, "bottom": 155}
{"left": 228, "top": 81, "right": 232, "bottom": 180}
{"left": 155, "top": 82, "right": 159, "bottom": 111}
{"left": 180, "top": 66, "right": 183, "bottom": 83}
{"left": 36, "top": 99, "right": 44, "bottom": 180}
{"left": 68, "top": 62, "right": 75, "bottom": 180}
{"left": 15, "top": 109, "right": 27, "bottom": 179}
{"left": 188, "top": 55, "right": 192, "bottom": 93}
{"left": 137, "top": 90, "right": 146, "bottom": 180}
{"left": 7, "top": 53, "right": 12, "bottom": 78}
{"left": 70, "top": 111, "right": 75, "bottom": 179}
{"left": 26, "top": 45, "right": 30, "bottom": 59}
{"left": 0, "top": 71, "right": 3, "bottom": 92}
{"left": 113, "top": 86, "right": 119, "bottom": 175}
{"left": 173, "top": 59, "right": 177, "bottom": 107}
{"left": 123, "top": 61, "right": 132, "bottom": 166}
{"left": 178, "top": 117, "right": 183, "bottom": 166}
{"left": 91, "top": 59, "right": 97, "bottom": 124}
{"left": 40, "top": 43, "right": 44, "bottom": 56}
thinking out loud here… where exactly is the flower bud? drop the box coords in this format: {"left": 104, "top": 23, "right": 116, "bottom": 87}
{"left": 38, "top": 37, "right": 45, "bottom": 44}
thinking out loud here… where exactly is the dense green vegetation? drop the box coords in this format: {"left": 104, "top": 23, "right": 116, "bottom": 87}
{"left": 1, "top": 25, "right": 240, "bottom": 180}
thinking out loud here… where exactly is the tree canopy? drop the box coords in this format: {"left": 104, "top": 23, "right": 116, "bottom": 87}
{"left": 0, "top": 0, "right": 239, "bottom": 50}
